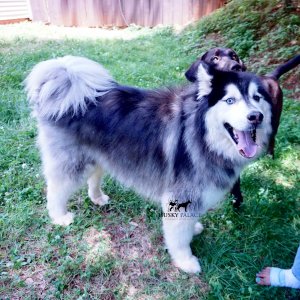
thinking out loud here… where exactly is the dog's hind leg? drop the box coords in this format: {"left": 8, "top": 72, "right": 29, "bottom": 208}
{"left": 46, "top": 176, "right": 78, "bottom": 226}
{"left": 87, "top": 166, "right": 110, "bottom": 206}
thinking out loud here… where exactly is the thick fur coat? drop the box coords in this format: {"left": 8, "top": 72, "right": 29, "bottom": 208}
{"left": 26, "top": 56, "right": 273, "bottom": 273}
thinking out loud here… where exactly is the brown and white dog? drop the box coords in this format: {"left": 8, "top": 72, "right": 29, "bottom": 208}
{"left": 185, "top": 47, "right": 300, "bottom": 208}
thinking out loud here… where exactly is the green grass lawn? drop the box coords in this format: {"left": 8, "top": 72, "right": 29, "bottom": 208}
{"left": 0, "top": 3, "right": 299, "bottom": 299}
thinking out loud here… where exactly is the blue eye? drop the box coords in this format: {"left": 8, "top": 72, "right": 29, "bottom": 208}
{"left": 225, "top": 98, "right": 236, "bottom": 104}
{"left": 253, "top": 95, "right": 260, "bottom": 102}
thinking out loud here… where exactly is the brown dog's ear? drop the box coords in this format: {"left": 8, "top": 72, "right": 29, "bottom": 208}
{"left": 185, "top": 59, "right": 201, "bottom": 82}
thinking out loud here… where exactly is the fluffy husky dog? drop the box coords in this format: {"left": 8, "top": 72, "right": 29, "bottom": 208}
{"left": 26, "top": 56, "right": 273, "bottom": 273}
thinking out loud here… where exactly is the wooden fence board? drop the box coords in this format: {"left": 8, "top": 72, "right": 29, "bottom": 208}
{"left": 29, "top": 0, "right": 225, "bottom": 27}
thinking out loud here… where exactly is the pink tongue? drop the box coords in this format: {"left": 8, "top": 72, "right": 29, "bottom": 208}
{"left": 235, "top": 130, "right": 257, "bottom": 158}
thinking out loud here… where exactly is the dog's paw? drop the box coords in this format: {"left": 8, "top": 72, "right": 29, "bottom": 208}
{"left": 52, "top": 212, "right": 74, "bottom": 226}
{"left": 174, "top": 255, "right": 201, "bottom": 273}
{"left": 91, "top": 194, "right": 110, "bottom": 206}
{"left": 194, "top": 222, "right": 204, "bottom": 235}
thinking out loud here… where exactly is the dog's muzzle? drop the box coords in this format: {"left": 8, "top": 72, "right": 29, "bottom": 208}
{"left": 247, "top": 111, "right": 264, "bottom": 125}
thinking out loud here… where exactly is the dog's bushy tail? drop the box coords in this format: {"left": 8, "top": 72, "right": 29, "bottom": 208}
{"left": 25, "top": 56, "right": 116, "bottom": 120}
{"left": 268, "top": 54, "right": 300, "bottom": 80}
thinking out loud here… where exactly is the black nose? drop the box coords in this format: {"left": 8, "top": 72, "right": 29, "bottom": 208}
{"left": 247, "top": 111, "right": 264, "bottom": 125}
{"left": 231, "top": 64, "right": 242, "bottom": 71}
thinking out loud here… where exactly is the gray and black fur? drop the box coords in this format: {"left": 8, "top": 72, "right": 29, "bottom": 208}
{"left": 26, "top": 56, "right": 273, "bottom": 273}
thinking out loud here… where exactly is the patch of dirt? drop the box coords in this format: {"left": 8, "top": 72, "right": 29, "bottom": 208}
{"left": 204, "top": 32, "right": 226, "bottom": 46}
{"left": 18, "top": 265, "right": 50, "bottom": 298}
{"left": 282, "top": 71, "right": 300, "bottom": 100}
{"left": 76, "top": 216, "right": 209, "bottom": 298}
{"left": 83, "top": 226, "right": 113, "bottom": 260}
{"left": 3, "top": 236, "right": 55, "bottom": 299}
{"left": 246, "top": 53, "right": 300, "bottom": 100}
{"left": 186, "top": 32, "right": 227, "bottom": 55}
{"left": 107, "top": 216, "right": 155, "bottom": 259}
{"left": 101, "top": 216, "right": 166, "bottom": 297}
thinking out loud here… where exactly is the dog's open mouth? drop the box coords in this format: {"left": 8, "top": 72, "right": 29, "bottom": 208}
{"left": 224, "top": 123, "right": 257, "bottom": 158}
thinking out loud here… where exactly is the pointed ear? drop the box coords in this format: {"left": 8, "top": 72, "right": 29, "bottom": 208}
{"left": 197, "top": 61, "right": 213, "bottom": 99}
{"left": 185, "top": 58, "right": 201, "bottom": 82}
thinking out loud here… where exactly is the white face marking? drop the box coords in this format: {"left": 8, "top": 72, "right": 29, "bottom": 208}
{"left": 248, "top": 81, "right": 262, "bottom": 99}
{"left": 196, "top": 64, "right": 212, "bottom": 99}
{"left": 218, "top": 84, "right": 255, "bottom": 130}
{"left": 204, "top": 82, "right": 273, "bottom": 162}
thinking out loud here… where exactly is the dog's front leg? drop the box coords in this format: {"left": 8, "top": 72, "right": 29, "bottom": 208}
{"left": 162, "top": 194, "right": 201, "bottom": 273}
{"left": 230, "top": 177, "right": 243, "bottom": 208}
{"left": 163, "top": 215, "right": 200, "bottom": 273}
